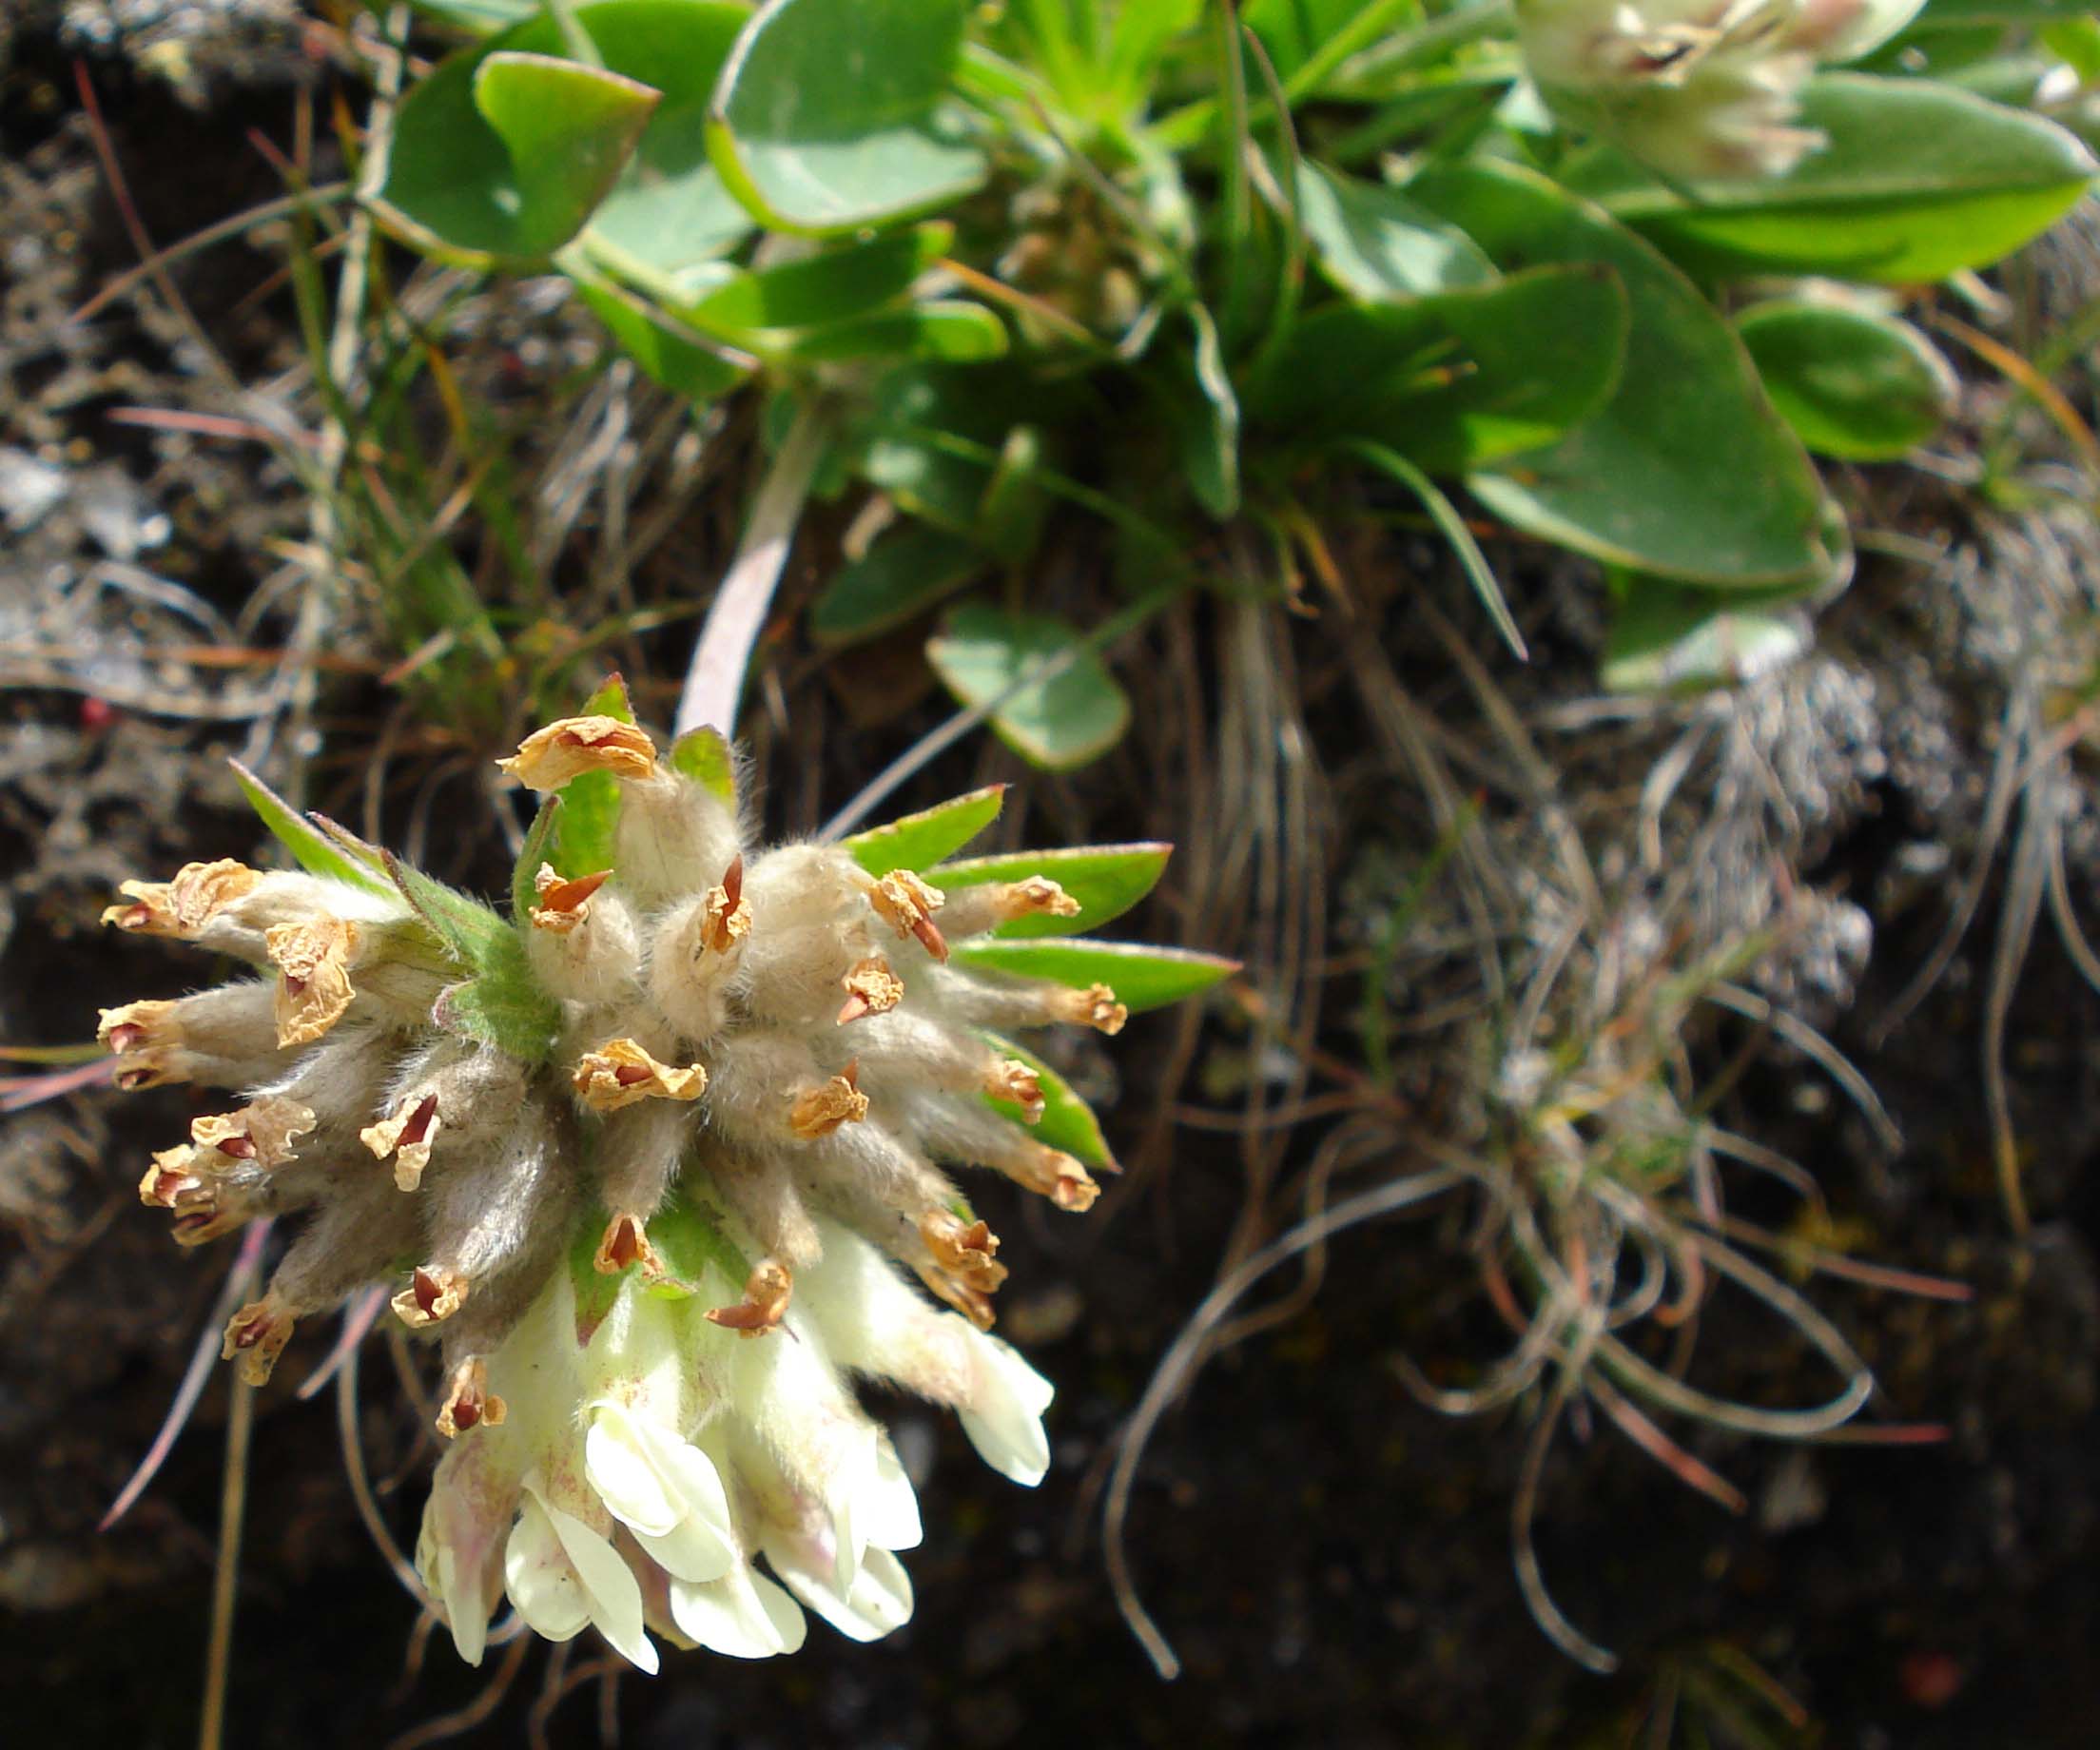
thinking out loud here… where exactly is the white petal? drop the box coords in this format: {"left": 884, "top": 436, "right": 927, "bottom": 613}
{"left": 542, "top": 1496, "right": 659, "bottom": 1675}
{"left": 417, "top": 1480, "right": 500, "bottom": 1668}
{"left": 863, "top": 1438, "right": 923, "bottom": 1552}
{"left": 634, "top": 1516, "right": 735, "bottom": 1585}
{"left": 627, "top": 1411, "right": 735, "bottom": 1546}
{"left": 504, "top": 1494, "right": 589, "bottom": 1642}
{"left": 770, "top": 1537, "right": 915, "bottom": 1643}
{"left": 959, "top": 1331, "right": 1055, "bottom": 1487}
{"left": 667, "top": 1563, "right": 808, "bottom": 1660}
{"left": 585, "top": 1410, "right": 681, "bottom": 1535}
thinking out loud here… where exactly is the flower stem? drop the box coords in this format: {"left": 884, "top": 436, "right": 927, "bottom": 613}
{"left": 674, "top": 401, "right": 829, "bottom": 741}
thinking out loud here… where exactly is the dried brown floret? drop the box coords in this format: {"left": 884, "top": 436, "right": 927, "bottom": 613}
{"left": 436, "top": 1357, "right": 506, "bottom": 1440}
{"left": 788, "top": 1064, "right": 869, "bottom": 1138}
{"left": 574, "top": 1040, "right": 709, "bottom": 1112}
{"left": 392, "top": 1265, "right": 471, "bottom": 1329}
{"left": 983, "top": 1058, "right": 1045, "bottom": 1122}
{"left": 836, "top": 956, "right": 904, "bottom": 1026}
{"left": 192, "top": 1095, "right": 318, "bottom": 1168}
{"left": 496, "top": 716, "right": 657, "bottom": 790}
{"left": 528, "top": 864, "right": 613, "bottom": 934}
{"left": 704, "top": 1258, "right": 793, "bottom": 1337}
{"left": 867, "top": 869, "right": 949, "bottom": 962}
{"left": 222, "top": 1294, "right": 295, "bottom": 1387}
{"left": 360, "top": 1091, "right": 444, "bottom": 1192}
{"left": 265, "top": 917, "right": 359, "bottom": 1047}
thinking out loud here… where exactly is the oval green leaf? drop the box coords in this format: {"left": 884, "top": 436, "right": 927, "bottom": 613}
{"left": 1604, "top": 575, "right": 1815, "bottom": 694}
{"left": 933, "top": 843, "right": 1173, "bottom": 939}
{"left": 1295, "top": 161, "right": 1496, "bottom": 300}
{"left": 1735, "top": 301, "right": 1955, "bottom": 461}
{"left": 811, "top": 522, "right": 986, "bottom": 647}
{"left": 1408, "top": 159, "right": 1838, "bottom": 589}
{"left": 382, "top": 2, "right": 749, "bottom": 276}
{"left": 708, "top": 0, "right": 988, "bottom": 234}
{"left": 925, "top": 605, "right": 1132, "bottom": 772}
{"left": 680, "top": 226, "right": 952, "bottom": 338}
{"left": 1245, "top": 262, "right": 1628, "bottom": 476}
{"left": 949, "top": 938, "right": 1240, "bottom": 1012}
{"left": 1580, "top": 74, "right": 2098, "bottom": 283}
{"left": 380, "top": 41, "right": 657, "bottom": 262}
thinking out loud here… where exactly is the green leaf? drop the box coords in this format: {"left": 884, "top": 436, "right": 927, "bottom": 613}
{"left": 382, "top": 4, "right": 750, "bottom": 277}
{"left": 1348, "top": 440, "right": 1526, "bottom": 660}
{"left": 1408, "top": 160, "right": 1838, "bottom": 589}
{"left": 949, "top": 938, "right": 1240, "bottom": 1012}
{"left": 1169, "top": 302, "right": 1240, "bottom": 518}
{"left": 810, "top": 522, "right": 986, "bottom": 646}
{"left": 1604, "top": 575, "right": 1814, "bottom": 694}
{"left": 780, "top": 301, "right": 1008, "bottom": 364}
{"left": 226, "top": 759, "right": 396, "bottom": 899}
{"left": 1244, "top": 0, "right": 1368, "bottom": 84}
{"left": 512, "top": 798, "right": 561, "bottom": 921}
{"left": 573, "top": 2, "right": 756, "bottom": 294}
{"left": 383, "top": 853, "right": 513, "bottom": 970}
{"left": 669, "top": 727, "right": 737, "bottom": 806}
{"left": 570, "top": 274, "right": 750, "bottom": 401}
{"left": 1735, "top": 301, "right": 1955, "bottom": 461}
{"left": 844, "top": 785, "right": 1006, "bottom": 876}
{"left": 472, "top": 53, "right": 662, "bottom": 256}
{"left": 1575, "top": 74, "right": 2099, "bottom": 283}
{"left": 377, "top": 37, "right": 656, "bottom": 262}
{"left": 554, "top": 675, "right": 637, "bottom": 878}
{"left": 979, "top": 1031, "right": 1114, "bottom": 1168}
{"left": 852, "top": 364, "right": 1032, "bottom": 534}
{"left": 680, "top": 227, "right": 952, "bottom": 337}
{"left": 709, "top": 0, "right": 988, "bottom": 234}
{"left": 933, "top": 843, "right": 1173, "bottom": 939}
{"left": 925, "top": 605, "right": 1132, "bottom": 771}
{"left": 1244, "top": 263, "right": 1628, "bottom": 476}
{"left": 1295, "top": 161, "right": 1495, "bottom": 299}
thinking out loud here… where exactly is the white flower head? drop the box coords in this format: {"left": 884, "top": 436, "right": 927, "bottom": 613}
{"left": 1515, "top": 0, "right": 1927, "bottom": 179}
{"left": 108, "top": 712, "right": 1227, "bottom": 1677}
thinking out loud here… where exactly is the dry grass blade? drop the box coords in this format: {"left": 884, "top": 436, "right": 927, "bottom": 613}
{"left": 1103, "top": 1164, "right": 1465, "bottom": 1678}
{"left": 102, "top": 1221, "right": 272, "bottom": 1531}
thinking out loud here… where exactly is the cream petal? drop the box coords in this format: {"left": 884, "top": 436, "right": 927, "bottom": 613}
{"left": 542, "top": 1494, "right": 659, "bottom": 1675}
{"left": 667, "top": 1565, "right": 808, "bottom": 1660}
{"left": 634, "top": 1517, "right": 737, "bottom": 1586}
{"left": 959, "top": 1331, "right": 1055, "bottom": 1487}
{"left": 504, "top": 1494, "right": 590, "bottom": 1643}
{"left": 626, "top": 1411, "right": 736, "bottom": 1546}
{"left": 770, "top": 1540, "right": 915, "bottom": 1644}
{"left": 864, "top": 1438, "right": 924, "bottom": 1553}
{"left": 585, "top": 1410, "right": 682, "bottom": 1537}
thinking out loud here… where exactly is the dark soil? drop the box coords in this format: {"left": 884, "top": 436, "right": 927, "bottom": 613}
{"left": 4, "top": 16, "right": 2098, "bottom": 1750}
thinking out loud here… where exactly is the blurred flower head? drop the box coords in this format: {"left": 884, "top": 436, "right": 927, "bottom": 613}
{"left": 1516, "top": 0, "right": 1928, "bottom": 179}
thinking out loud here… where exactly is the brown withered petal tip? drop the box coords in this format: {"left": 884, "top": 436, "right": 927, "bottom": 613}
{"left": 496, "top": 716, "right": 657, "bottom": 790}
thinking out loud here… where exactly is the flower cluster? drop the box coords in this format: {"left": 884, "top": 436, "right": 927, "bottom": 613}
{"left": 102, "top": 699, "right": 1227, "bottom": 1668}
{"left": 1515, "top": 0, "right": 1926, "bottom": 179}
